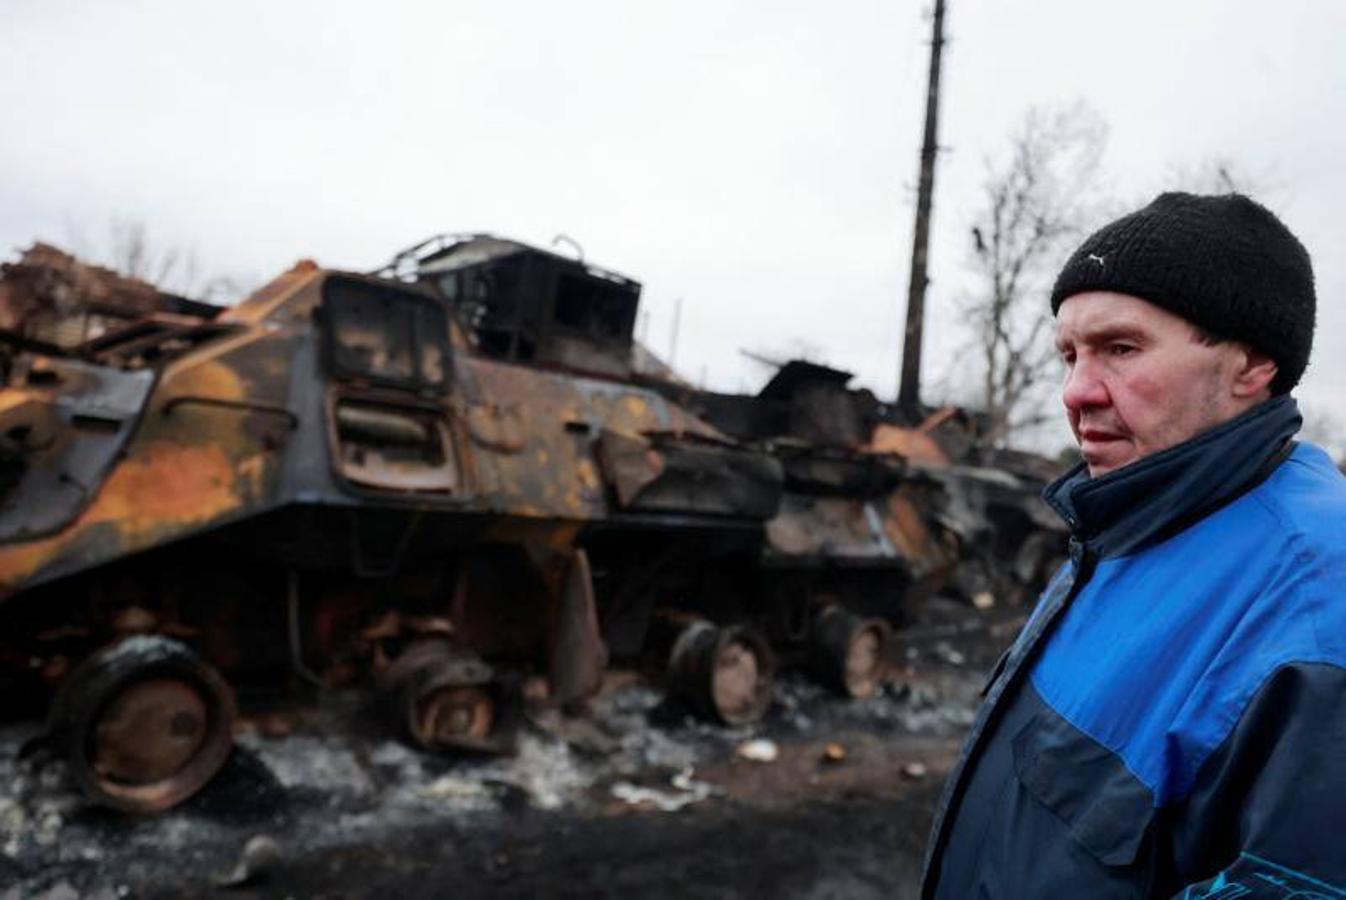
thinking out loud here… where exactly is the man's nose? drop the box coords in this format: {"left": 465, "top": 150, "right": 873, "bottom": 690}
{"left": 1062, "top": 358, "right": 1109, "bottom": 411}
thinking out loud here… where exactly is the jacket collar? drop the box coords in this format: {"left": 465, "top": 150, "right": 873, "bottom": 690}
{"left": 1043, "top": 396, "right": 1302, "bottom": 559}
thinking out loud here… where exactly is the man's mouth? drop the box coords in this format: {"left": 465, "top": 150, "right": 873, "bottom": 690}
{"left": 1078, "top": 428, "right": 1125, "bottom": 444}
{"left": 1076, "top": 427, "right": 1132, "bottom": 474}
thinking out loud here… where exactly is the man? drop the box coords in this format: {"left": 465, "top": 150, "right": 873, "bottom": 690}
{"left": 921, "top": 192, "right": 1346, "bottom": 898}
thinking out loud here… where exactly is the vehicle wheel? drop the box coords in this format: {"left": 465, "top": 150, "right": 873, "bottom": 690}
{"left": 809, "top": 606, "right": 890, "bottom": 699}
{"left": 49, "top": 635, "right": 236, "bottom": 813}
{"left": 378, "top": 639, "right": 496, "bottom": 751}
{"left": 668, "top": 620, "right": 775, "bottom": 726}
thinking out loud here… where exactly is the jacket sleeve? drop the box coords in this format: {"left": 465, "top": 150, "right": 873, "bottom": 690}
{"left": 1168, "top": 661, "right": 1346, "bottom": 898}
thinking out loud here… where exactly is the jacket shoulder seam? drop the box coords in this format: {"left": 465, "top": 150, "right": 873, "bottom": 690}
{"left": 1168, "top": 656, "right": 1346, "bottom": 805}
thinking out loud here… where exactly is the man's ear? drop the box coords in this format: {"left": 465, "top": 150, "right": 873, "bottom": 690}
{"left": 1231, "top": 346, "right": 1278, "bottom": 399}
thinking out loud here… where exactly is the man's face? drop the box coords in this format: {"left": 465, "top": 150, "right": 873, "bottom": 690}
{"left": 1055, "top": 291, "right": 1265, "bottom": 477}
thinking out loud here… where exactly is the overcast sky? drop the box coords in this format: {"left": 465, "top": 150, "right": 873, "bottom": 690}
{"left": 3, "top": 0, "right": 1343, "bottom": 450}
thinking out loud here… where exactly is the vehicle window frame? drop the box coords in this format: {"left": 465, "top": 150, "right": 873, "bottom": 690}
{"left": 319, "top": 276, "right": 452, "bottom": 394}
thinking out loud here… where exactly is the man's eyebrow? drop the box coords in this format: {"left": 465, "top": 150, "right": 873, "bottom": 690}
{"left": 1079, "top": 324, "right": 1149, "bottom": 345}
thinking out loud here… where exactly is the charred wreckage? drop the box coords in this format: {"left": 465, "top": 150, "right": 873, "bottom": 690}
{"left": 0, "top": 238, "right": 1063, "bottom": 813}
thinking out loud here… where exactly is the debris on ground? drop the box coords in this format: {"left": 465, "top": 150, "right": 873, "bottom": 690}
{"left": 736, "top": 738, "right": 780, "bottom": 763}
{"left": 0, "top": 600, "right": 1025, "bottom": 898}
{"left": 611, "top": 766, "right": 716, "bottom": 812}
{"left": 901, "top": 762, "right": 930, "bottom": 780}
{"left": 932, "top": 641, "right": 967, "bottom": 666}
{"left": 213, "top": 834, "right": 282, "bottom": 888}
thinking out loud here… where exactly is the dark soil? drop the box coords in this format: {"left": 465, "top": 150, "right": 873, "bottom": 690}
{"left": 142, "top": 782, "right": 946, "bottom": 900}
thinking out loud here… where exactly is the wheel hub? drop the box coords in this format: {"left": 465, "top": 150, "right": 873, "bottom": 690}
{"left": 93, "top": 678, "right": 208, "bottom": 785}
{"left": 418, "top": 685, "right": 494, "bottom": 746}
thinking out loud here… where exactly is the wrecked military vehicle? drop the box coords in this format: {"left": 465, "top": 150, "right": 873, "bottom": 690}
{"left": 0, "top": 236, "right": 1057, "bottom": 813}
{"left": 660, "top": 362, "right": 1066, "bottom": 613}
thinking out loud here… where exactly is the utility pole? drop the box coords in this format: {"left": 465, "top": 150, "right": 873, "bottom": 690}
{"left": 668, "top": 297, "right": 683, "bottom": 367}
{"left": 897, "top": 0, "right": 947, "bottom": 420}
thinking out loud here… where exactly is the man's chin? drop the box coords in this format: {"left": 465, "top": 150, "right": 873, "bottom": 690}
{"left": 1081, "top": 446, "right": 1136, "bottom": 478}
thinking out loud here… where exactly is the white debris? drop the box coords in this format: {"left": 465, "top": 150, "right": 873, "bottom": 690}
{"left": 480, "top": 735, "right": 590, "bottom": 811}
{"left": 735, "top": 739, "right": 779, "bottom": 763}
{"left": 611, "top": 766, "right": 714, "bottom": 812}
{"left": 421, "top": 776, "right": 494, "bottom": 805}
{"left": 933, "top": 642, "right": 966, "bottom": 666}
{"left": 214, "top": 834, "right": 282, "bottom": 887}
{"left": 670, "top": 768, "right": 716, "bottom": 799}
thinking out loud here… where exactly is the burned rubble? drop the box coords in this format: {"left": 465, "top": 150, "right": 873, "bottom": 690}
{"left": 0, "top": 238, "right": 1059, "bottom": 897}
{"left": 1, "top": 597, "right": 1020, "bottom": 898}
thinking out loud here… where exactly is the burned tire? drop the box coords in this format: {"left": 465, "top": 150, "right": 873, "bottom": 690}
{"left": 668, "top": 621, "right": 775, "bottom": 726}
{"left": 809, "top": 606, "right": 890, "bottom": 699}
{"left": 376, "top": 639, "right": 497, "bottom": 752}
{"left": 48, "top": 635, "right": 236, "bottom": 813}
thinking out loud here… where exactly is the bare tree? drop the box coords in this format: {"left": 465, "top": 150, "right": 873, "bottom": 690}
{"left": 105, "top": 218, "right": 241, "bottom": 302}
{"left": 1164, "top": 156, "right": 1278, "bottom": 198}
{"left": 959, "top": 103, "right": 1109, "bottom": 451}
{"left": 63, "top": 217, "right": 243, "bottom": 303}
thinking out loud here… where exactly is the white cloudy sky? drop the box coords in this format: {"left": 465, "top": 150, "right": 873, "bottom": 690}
{"left": 3, "top": 0, "right": 1344, "bottom": 449}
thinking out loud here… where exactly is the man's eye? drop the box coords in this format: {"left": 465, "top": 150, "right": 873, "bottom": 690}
{"left": 1108, "top": 344, "right": 1136, "bottom": 357}
{"left": 1059, "top": 349, "right": 1075, "bottom": 365}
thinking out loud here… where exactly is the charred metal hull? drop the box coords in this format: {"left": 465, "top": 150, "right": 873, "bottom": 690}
{"left": 0, "top": 236, "right": 991, "bottom": 811}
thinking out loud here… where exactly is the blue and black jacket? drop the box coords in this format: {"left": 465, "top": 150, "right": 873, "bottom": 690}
{"left": 922, "top": 396, "right": 1346, "bottom": 898}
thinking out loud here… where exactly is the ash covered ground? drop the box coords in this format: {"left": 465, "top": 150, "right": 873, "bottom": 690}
{"left": 0, "top": 599, "right": 1023, "bottom": 900}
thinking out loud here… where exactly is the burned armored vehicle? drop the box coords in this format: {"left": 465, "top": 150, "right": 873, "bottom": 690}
{"left": 657, "top": 359, "right": 1065, "bottom": 613}
{"left": 0, "top": 237, "right": 951, "bottom": 812}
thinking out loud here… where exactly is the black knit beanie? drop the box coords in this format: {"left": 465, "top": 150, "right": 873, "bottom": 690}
{"left": 1050, "top": 192, "right": 1315, "bottom": 394}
